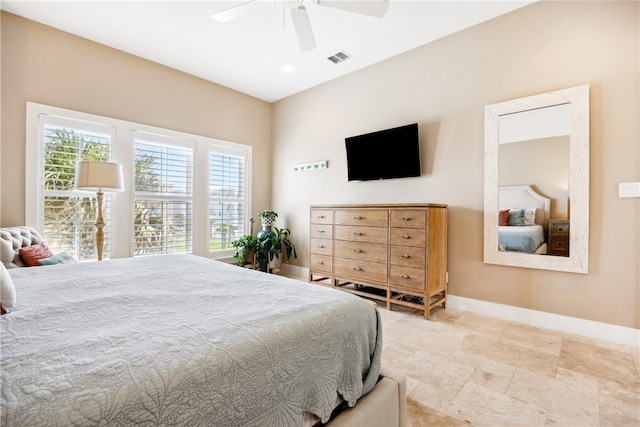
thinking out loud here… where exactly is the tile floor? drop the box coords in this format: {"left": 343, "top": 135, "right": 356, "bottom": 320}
{"left": 377, "top": 305, "right": 640, "bottom": 427}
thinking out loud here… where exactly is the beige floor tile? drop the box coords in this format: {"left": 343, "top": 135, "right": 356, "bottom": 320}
{"left": 406, "top": 398, "right": 469, "bottom": 427}
{"left": 441, "top": 311, "right": 509, "bottom": 339}
{"left": 397, "top": 350, "right": 475, "bottom": 398}
{"left": 628, "top": 345, "right": 640, "bottom": 376}
{"left": 460, "top": 333, "right": 559, "bottom": 377}
{"left": 376, "top": 305, "right": 640, "bottom": 427}
{"left": 447, "top": 348, "right": 517, "bottom": 394}
{"left": 498, "top": 322, "right": 563, "bottom": 355}
{"left": 506, "top": 368, "right": 599, "bottom": 426}
{"left": 559, "top": 338, "right": 640, "bottom": 386}
{"left": 598, "top": 376, "right": 640, "bottom": 426}
{"left": 446, "top": 382, "right": 547, "bottom": 426}
{"left": 408, "top": 379, "right": 460, "bottom": 413}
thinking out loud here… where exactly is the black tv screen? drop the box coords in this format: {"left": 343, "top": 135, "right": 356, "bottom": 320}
{"left": 345, "top": 123, "right": 420, "bottom": 182}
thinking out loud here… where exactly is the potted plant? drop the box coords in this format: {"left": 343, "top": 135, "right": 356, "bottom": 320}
{"left": 231, "top": 234, "right": 258, "bottom": 267}
{"left": 255, "top": 226, "right": 297, "bottom": 274}
{"left": 257, "top": 210, "right": 278, "bottom": 229}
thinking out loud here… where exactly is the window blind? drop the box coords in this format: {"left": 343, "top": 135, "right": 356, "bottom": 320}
{"left": 209, "top": 151, "right": 246, "bottom": 251}
{"left": 133, "top": 137, "right": 193, "bottom": 255}
{"left": 41, "top": 120, "right": 114, "bottom": 261}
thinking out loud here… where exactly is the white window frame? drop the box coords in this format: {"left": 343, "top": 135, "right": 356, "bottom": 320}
{"left": 26, "top": 102, "right": 252, "bottom": 260}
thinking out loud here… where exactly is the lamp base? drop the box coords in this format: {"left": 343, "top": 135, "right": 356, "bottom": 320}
{"left": 95, "top": 191, "right": 105, "bottom": 261}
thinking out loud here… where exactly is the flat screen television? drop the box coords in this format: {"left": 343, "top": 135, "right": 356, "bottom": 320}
{"left": 345, "top": 123, "right": 420, "bottom": 182}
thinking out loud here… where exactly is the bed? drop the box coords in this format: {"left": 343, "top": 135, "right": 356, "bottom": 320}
{"left": 498, "top": 185, "right": 550, "bottom": 254}
{"left": 1, "top": 227, "right": 405, "bottom": 427}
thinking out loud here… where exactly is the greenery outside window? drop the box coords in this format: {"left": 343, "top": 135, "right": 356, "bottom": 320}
{"left": 39, "top": 115, "right": 115, "bottom": 261}
{"left": 27, "top": 102, "right": 252, "bottom": 260}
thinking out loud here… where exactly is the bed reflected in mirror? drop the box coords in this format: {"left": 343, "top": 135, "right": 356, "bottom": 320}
{"left": 484, "top": 85, "right": 589, "bottom": 274}
{"left": 498, "top": 104, "right": 571, "bottom": 257}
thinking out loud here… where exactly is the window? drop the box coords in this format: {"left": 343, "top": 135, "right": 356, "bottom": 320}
{"left": 38, "top": 114, "right": 116, "bottom": 261}
{"left": 133, "top": 133, "right": 194, "bottom": 256}
{"left": 27, "top": 102, "right": 252, "bottom": 260}
{"left": 209, "top": 148, "right": 247, "bottom": 252}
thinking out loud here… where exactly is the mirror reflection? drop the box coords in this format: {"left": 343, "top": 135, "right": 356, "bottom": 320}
{"left": 497, "top": 104, "right": 571, "bottom": 257}
{"left": 483, "top": 84, "right": 589, "bottom": 274}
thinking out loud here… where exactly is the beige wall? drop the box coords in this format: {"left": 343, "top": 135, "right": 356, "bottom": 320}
{"left": 0, "top": 11, "right": 273, "bottom": 227}
{"left": 1, "top": 3, "right": 638, "bottom": 330}
{"left": 272, "top": 1, "right": 639, "bottom": 329}
{"left": 499, "top": 136, "right": 570, "bottom": 218}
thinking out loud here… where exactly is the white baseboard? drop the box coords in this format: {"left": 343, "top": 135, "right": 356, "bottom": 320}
{"left": 447, "top": 295, "right": 639, "bottom": 347}
{"left": 282, "top": 263, "right": 308, "bottom": 279}
{"left": 282, "top": 265, "right": 639, "bottom": 347}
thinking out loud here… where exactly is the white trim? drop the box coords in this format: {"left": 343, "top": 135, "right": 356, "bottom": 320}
{"left": 290, "top": 263, "right": 638, "bottom": 347}
{"left": 25, "top": 101, "right": 252, "bottom": 260}
{"left": 447, "top": 295, "right": 639, "bottom": 347}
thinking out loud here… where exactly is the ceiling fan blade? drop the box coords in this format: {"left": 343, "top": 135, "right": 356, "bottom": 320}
{"left": 211, "top": 1, "right": 259, "bottom": 23}
{"left": 290, "top": 5, "right": 317, "bottom": 52}
{"left": 317, "top": 0, "right": 390, "bottom": 18}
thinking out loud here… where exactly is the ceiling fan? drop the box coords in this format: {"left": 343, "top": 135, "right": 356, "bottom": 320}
{"left": 211, "top": 0, "right": 390, "bottom": 52}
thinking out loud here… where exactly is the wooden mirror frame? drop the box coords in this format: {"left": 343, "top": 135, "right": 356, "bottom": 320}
{"left": 483, "top": 85, "right": 590, "bottom": 273}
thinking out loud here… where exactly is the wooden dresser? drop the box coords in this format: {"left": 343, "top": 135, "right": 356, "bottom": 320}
{"left": 309, "top": 204, "right": 448, "bottom": 319}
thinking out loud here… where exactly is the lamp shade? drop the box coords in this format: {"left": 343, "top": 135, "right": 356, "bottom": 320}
{"left": 74, "top": 161, "right": 124, "bottom": 192}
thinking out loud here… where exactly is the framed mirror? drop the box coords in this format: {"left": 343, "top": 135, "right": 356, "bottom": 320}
{"left": 484, "top": 85, "right": 589, "bottom": 273}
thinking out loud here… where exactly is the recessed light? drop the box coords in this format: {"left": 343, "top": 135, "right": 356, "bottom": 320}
{"left": 282, "top": 65, "right": 295, "bottom": 73}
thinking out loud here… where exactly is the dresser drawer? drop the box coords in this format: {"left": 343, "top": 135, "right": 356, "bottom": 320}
{"left": 310, "top": 238, "right": 332, "bottom": 255}
{"left": 390, "top": 210, "right": 426, "bottom": 229}
{"left": 389, "top": 265, "right": 425, "bottom": 290}
{"left": 334, "top": 210, "right": 388, "bottom": 227}
{"left": 334, "top": 240, "right": 387, "bottom": 264}
{"left": 334, "top": 257, "right": 387, "bottom": 283}
{"left": 390, "top": 245, "right": 425, "bottom": 269}
{"left": 550, "top": 220, "right": 570, "bottom": 235}
{"left": 310, "top": 209, "right": 333, "bottom": 225}
{"left": 335, "top": 225, "right": 388, "bottom": 244}
{"left": 550, "top": 238, "right": 568, "bottom": 251}
{"left": 390, "top": 228, "right": 425, "bottom": 247}
{"left": 310, "top": 254, "right": 332, "bottom": 274}
{"left": 310, "top": 224, "right": 333, "bottom": 239}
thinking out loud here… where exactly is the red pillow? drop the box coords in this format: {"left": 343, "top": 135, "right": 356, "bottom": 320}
{"left": 499, "top": 209, "right": 510, "bottom": 226}
{"left": 19, "top": 242, "right": 54, "bottom": 267}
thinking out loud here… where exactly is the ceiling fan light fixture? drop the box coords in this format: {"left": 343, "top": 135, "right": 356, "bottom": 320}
{"left": 317, "top": 0, "right": 390, "bottom": 18}
{"left": 290, "top": 5, "right": 317, "bottom": 51}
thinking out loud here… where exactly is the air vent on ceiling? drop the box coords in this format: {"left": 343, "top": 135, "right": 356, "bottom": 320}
{"left": 327, "top": 51, "right": 352, "bottom": 64}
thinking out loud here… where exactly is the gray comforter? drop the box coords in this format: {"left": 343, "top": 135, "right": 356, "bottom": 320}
{"left": 1, "top": 254, "right": 381, "bottom": 426}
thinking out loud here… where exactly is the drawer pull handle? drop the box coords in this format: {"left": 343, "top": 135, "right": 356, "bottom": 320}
{"left": 354, "top": 215, "right": 363, "bottom": 220}
{"left": 353, "top": 248, "right": 363, "bottom": 253}
{"left": 354, "top": 232, "right": 364, "bottom": 236}
{"left": 318, "top": 244, "right": 325, "bottom": 248}
{"left": 402, "top": 235, "right": 410, "bottom": 239}
{"left": 402, "top": 217, "right": 411, "bottom": 221}
{"left": 353, "top": 266, "right": 363, "bottom": 271}
{"left": 319, "top": 261, "right": 324, "bottom": 265}
{"left": 318, "top": 215, "right": 325, "bottom": 219}
{"left": 401, "top": 274, "right": 410, "bottom": 279}
{"left": 318, "top": 229, "right": 325, "bottom": 233}
{"left": 402, "top": 254, "right": 410, "bottom": 258}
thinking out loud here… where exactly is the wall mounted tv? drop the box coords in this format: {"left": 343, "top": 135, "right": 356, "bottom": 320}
{"left": 345, "top": 123, "right": 421, "bottom": 182}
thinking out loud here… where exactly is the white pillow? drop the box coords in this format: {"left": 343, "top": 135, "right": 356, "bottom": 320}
{"left": 1, "top": 263, "right": 16, "bottom": 311}
{"left": 523, "top": 208, "right": 537, "bottom": 226}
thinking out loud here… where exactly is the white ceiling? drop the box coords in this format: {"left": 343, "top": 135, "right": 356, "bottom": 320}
{"left": 1, "top": 0, "right": 534, "bottom": 102}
